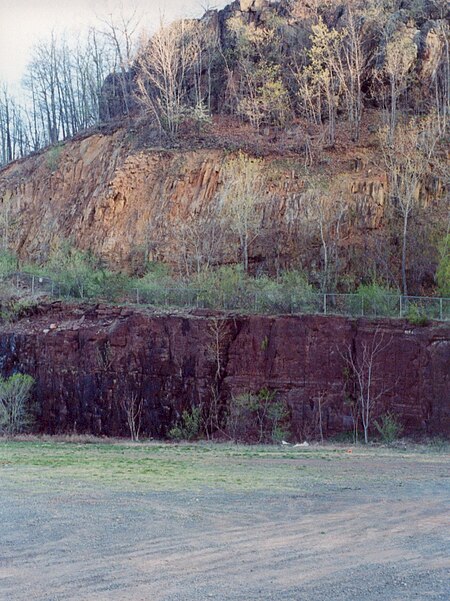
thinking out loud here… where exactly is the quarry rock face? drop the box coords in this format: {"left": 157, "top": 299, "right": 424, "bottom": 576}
{"left": 0, "top": 304, "right": 448, "bottom": 439}
{"left": 0, "top": 129, "right": 389, "bottom": 273}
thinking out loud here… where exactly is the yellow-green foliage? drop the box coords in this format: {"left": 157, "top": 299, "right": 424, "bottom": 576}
{"left": 437, "top": 235, "right": 450, "bottom": 297}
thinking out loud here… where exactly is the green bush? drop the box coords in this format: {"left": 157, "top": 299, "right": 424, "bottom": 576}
{"left": 134, "top": 263, "right": 180, "bottom": 305}
{"left": 97, "top": 272, "right": 131, "bottom": 302}
{"left": 428, "top": 436, "right": 449, "bottom": 453}
{"left": 46, "top": 144, "right": 63, "bottom": 172}
{"left": 436, "top": 235, "right": 449, "bottom": 297}
{"left": 226, "top": 388, "right": 289, "bottom": 443}
{"left": 0, "top": 373, "right": 35, "bottom": 435}
{"left": 169, "top": 407, "right": 202, "bottom": 441}
{"left": 46, "top": 242, "right": 131, "bottom": 300}
{"left": 351, "top": 283, "right": 398, "bottom": 317}
{"left": 0, "top": 251, "right": 17, "bottom": 276}
{"left": 374, "top": 413, "right": 403, "bottom": 444}
{"left": 46, "top": 243, "right": 99, "bottom": 297}
{"left": 407, "top": 303, "right": 429, "bottom": 326}
{"left": 191, "top": 265, "right": 248, "bottom": 309}
{"left": 189, "top": 267, "right": 316, "bottom": 314}
{"left": 0, "top": 299, "right": 36, "bottom": 323}
{"left": 277, "top": 270, "right": 317, "bottom": 313}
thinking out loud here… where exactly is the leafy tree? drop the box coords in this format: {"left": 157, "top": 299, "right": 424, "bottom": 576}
{"left": 224, "top": 15, "right": 290, "bottom": 129}
{"left": 300, "top": 19, "right": 345, "bottom": 146}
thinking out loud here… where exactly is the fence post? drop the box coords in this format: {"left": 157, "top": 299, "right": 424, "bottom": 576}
{"left": 323, "top": 294, "right": 327, "bottom": 315}
{"left": 399, "top": 296, "right": 403, "bottom": 318}
{"left": 440, "top": 298, "right": 443, "bottom": 321}
{"left": 361, "top": 295, "right": 364, "bottom": 317}
{"left": 136, "top": 288, "right": 140, "bottom": 305}
{"left": 31, "top": 275, "right": 35, "bottom": 296}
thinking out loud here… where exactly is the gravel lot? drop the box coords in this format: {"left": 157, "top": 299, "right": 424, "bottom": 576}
{"left": 0, "top": 441, "right": 449, "bottom": 601}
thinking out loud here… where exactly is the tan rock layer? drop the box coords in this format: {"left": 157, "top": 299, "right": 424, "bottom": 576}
{"left": 0, "top": 130, "right": 391, "bottom": 272}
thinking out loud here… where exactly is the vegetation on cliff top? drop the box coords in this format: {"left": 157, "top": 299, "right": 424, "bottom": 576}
{"left": 0, "top": 0, "right": 448, "bottom": 296}
{"left": 1, "top": 0, "right": 448, "bottom": 162}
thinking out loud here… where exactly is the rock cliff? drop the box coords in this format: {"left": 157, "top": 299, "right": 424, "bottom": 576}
{"left": 1, "top": 303, "right": 448, "bottom": 438}
{"left": 0, "top": 126, "right": 390, "bottom": 274}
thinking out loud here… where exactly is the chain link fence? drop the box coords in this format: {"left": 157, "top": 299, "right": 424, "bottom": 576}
{"left": 2, "top": 272, "right": 449, "bottom": 321}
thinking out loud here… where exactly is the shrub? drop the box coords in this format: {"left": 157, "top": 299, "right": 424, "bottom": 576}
{"left": 0, "top": 250, "right": 17, "bottom": 276}
{"left": 351, "top": 283, "right": 398, "bottom": 317}
{"left": 97, "top": 272, "right": 131, "bottom": 302}
{"left": 277, "top": 270, "right": 316, "bottom": 313}
{"left": 46, "top": 242, "right": 131, "bottom": 300}
{"left": 436, "top": 235, "right": 449, "bottom": 297}
{"left": 46, "top": 144, "right": 63, "bottom": 172}
{"left": 226, "top": 388, "right": 289, "bottom": 443}
{"left": 135, "top": 262, "right": 178, "bottom": 305}
{"left": 428, "top": 436, "right": 449, "bottom": 453}
{"left": 191, "top": 265, "right": 248, "bottom": 309}
{"left": 169, "top": 407, "right": 202, "bottom": 441}
{"left": 190, "top": 267, "right": 316, "bottom": 314}
{"left": 46, "top": 243, "right": 100, "bottom": 298}
{"left": 0, "top": 299, "right": 36, "bottom": 323}
{"left": 407, "top": 303, "right": 429, "bottom": 326}
{"left": 0, "top": 373, "right": 35, "bottom": 435}
{"left": 374, "top": 413, "right": 403, "bottom": 444}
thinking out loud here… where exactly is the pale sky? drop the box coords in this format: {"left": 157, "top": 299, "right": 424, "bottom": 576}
{"left": 0, "top": 0, "right": 229, "bottom": 91}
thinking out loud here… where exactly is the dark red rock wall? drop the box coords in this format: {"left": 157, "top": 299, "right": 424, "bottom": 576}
{"left": 0, "top": 304, "right": 448, "bottom": 439}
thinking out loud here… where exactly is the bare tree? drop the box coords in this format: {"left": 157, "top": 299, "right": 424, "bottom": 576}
{"left": 383, "top": 28, "right": 417, "bottom": 142}
{"left": 135, "top": 19, "right": 208, "bottom": 139}
{"left": 96, "top": 5, "right": 141, "bottom": 118}
{"left": 379, "top": 119, "right": 441, "bottom": 295}
{"left": 173, "top": 202, "right": 224, "bottom": 277}
{"left": 431, "top": 18, "right": 450, "bottom": 136}
{"left": 0, "top": 197, "right": 20, "bottom": 251}
{"left": 119, "top": 393, "right": 144, "bottom": 441}
{"left": 22, "top": 31, "right": 116, "bottom": 147}
{"left": 202, "top": 317, "right": 230, "bottom": 439}
{"left": 219, "top": 152, "right": 266, "bottom": 272}
{"left": 0, "top": 85, "right": 13, "bottom": 163}
{"left": 341, "top": 328, "right": 392, "bottom": 444}
{"left": 341, "top": 6, "right": 370, "bottom": 142}
{"left": 313, "top": 390, "right": 329, "bottom": 443}
{"left": 301, "top": 184, "right": 346, "bottom": 293}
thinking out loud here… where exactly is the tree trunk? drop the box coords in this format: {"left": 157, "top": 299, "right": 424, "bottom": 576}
{"left": 401, "top": 209, "right": 409, "bottom": 296}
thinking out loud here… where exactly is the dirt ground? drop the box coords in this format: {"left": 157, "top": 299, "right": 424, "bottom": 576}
{"left": 0, "top": 441, "right": 449, "bottom": 601}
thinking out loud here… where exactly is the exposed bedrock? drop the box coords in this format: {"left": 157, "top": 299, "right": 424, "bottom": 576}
{"left": 0, "top": 304, "right": 448, "bottom": 438}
